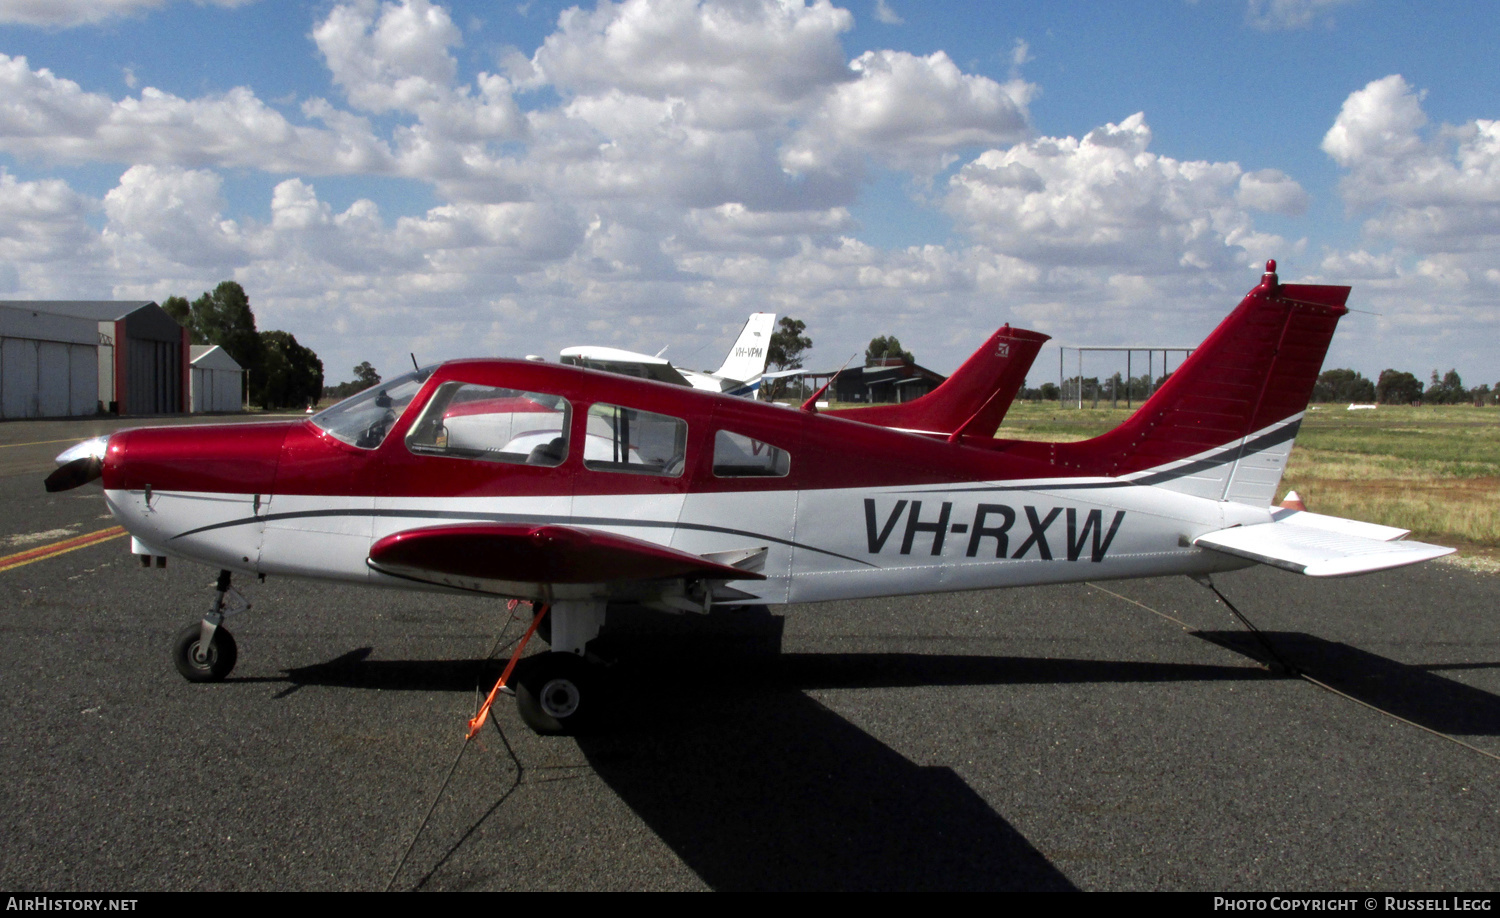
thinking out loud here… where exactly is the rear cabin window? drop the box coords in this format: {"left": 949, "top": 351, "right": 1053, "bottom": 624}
{"left": 583, "top": 404, "right": 687, "bottom": 477}
{"left": 406, "top": 382, "right": 571, "bottom": 467}
{"left": 713, "top": 430, "right": 791, "bottom": 478}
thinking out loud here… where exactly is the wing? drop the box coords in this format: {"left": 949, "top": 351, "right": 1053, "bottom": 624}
{"left": 1194, "top": 509, "right": 1454, "bottom": 577}
{"left": 367, "top": 522, "right": 766, "bottom": 596}
{"left": 558, "top": 346, "right": 692, "bottom": 388}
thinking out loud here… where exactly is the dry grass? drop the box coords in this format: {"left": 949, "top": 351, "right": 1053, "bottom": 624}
{"left": 996, "top": 402, "right": 1500, "bottom": 555}
{"left": 1284, "top": 406, "right": 1500, "bottom": 553}
{"left": 1283, "top": 475, "right": 1500, "bottom": 544}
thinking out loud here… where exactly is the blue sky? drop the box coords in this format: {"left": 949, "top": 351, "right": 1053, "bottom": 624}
{"left": 2, "top": 0, "right": 1497, "bottom": 389}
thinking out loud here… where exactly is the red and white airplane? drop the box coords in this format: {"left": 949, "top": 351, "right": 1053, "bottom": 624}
{"left": 47, "top": 262, "right": 1452, "bottom": 734}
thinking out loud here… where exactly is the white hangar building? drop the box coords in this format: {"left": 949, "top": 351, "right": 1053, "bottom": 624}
{"left": 190, "top": 345, "right": 244, "bottom": 413}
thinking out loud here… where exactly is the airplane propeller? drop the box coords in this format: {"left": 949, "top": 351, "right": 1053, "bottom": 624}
{"left": 44, "top": 436, "right": 109, "bottom": 493}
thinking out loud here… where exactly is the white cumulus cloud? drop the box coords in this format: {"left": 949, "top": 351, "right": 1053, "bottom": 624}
{"left": 314, "top": 0, "right": 462, "bottom": 114}
{"left": 0, "top": 169, "right": 103, "bottom": 294}
{"left": 531, "top": 0, "right": 855, "bottom": 117}
{"left": 944, "top": 112, "right": 1294, "bottom": 274}
{"left": 1311, "top": 75, "right": 1500, "bottom": 378}
{"left": 1324, "top": 74, "right": 1500, "bottom": 252}
{"left": 785, "top": 49, "right": 1034, "bottom": 174}
{"left": 0, "top": 0, "right": 255, "bottom": 28}
{"left": 102, "top": 164, "right": 246, "bottom": 272}
{"left": 0, "top": 54, "right": 396, "bottom": 174}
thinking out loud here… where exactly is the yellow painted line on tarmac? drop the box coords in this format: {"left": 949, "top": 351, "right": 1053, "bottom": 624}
{"left": 0, "top": 526, "right": 127, "bottom": 573}
{"left": 0, "top": 438, "right": 85, "bottom": 449}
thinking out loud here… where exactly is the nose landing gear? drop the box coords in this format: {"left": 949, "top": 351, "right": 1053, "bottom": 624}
{"left": 170, "top": 569, "right": 250, "bottom": 682}
{"left": 171, "top": 620, "right": 238, "bottom": 682}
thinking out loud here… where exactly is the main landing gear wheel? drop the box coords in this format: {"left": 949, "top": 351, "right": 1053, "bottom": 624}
{"left": 171, "top": 622, "right": 238, "bottom": 682}
{"left": 514, "top": 652, "right": 599, "bottom": 735}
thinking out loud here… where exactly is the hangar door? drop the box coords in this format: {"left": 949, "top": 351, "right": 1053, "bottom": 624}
{"left": 0, "top": 337, "right": 99, "bottom": 418}
{"left": 126, "top": 337, "right": 183, "bottom": 415}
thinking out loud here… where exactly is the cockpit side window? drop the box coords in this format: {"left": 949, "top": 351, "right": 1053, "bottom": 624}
{"left": 583, "top": 403, "right": 687, "bottom": 476}
{"left": 405, "top": 382, "right": 571, "bottom": 467}
{"left": 311, "top": 366, "right": 434, "bottom": 450}
{"left": 712, "top": 430, "right": 791, "bottom": 478}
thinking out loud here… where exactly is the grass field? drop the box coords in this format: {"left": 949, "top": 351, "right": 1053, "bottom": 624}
{"left": 992, "top": 401, "right": 1500, "bottom": 560}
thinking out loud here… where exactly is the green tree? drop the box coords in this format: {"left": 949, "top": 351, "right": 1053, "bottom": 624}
{"left": 765, "top": 317, "right": 812, "bottom": 400}
{"left": 865, "top": 335, "right": 914, "bottom": 365}
{"left": 255, "top": 330, "right": 324, "bottom": 409}
{"left": 187, "top": 281, "right": 262, "bottom": 374}
{"left": 324, "top": 362, "right": 384, "bottom": 401}
{"left": 768, "top": 317, "right": 811, "bottom": 370}
{"left": 1425, "top": 368, "right": 1465, "bottom": 405}
{"left": 1313, "top": 368, "right": 1376, "bottom": 403}
{"left": 1376, "top": 369, "right": 1423, "bottom": 405}
{"left": 162, "top": 295, "right": 192, "bottom": 331}
{"left": 165, "top": 280, "right": 326, "bottom": 410}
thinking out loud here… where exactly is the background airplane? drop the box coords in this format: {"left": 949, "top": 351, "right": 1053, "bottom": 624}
{"left": 823, "top": 324, "right": 1050, "bottom": 437}
{"left": 560, "top": 312, "right": 776, "bottom": 396}
{"left": 47, "top": 262, "right": 1453, "bottom": 736}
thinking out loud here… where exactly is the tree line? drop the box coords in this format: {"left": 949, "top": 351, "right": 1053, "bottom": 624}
{"left": 164, "top": 281, "right": 324, "bottom": 410}
{"left": 1313, "top": 368, "right": 1496, "bottom": 405}
{"left": 1016, "top": 367, "right": 1497, "bottom": 407}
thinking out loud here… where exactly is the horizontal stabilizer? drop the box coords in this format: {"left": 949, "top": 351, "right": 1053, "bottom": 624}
{"left": 1195, "top": 511, "right": 1453, "bottom": 577}
{"left": 368, "top": 523, "right": 767, "bottom": 590}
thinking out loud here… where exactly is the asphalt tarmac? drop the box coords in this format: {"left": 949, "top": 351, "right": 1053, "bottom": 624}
{"left": 2, "top": 416, "right": 1498, "bottom": 891}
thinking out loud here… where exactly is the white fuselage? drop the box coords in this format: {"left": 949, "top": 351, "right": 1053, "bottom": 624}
{"left": 106, "top": 473, "right": 1262, "bottom": 607}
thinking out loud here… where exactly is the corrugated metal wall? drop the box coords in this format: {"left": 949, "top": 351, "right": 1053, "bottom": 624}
{"left": 0, "top": 337, "right": 100, "bottom": 418}
{"left": 191, "top": 367, "right": 243, "bottom": 412}
{"left": 126, "top": 337, "right": 182, "bottom": 415}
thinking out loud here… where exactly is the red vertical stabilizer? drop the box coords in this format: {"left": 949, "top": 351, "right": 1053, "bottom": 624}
{"left": 825, "top": 325, "right": 1049, "bottom": 436}
{"left": 997, "top": 262, "right": 1349, "bottom": 505}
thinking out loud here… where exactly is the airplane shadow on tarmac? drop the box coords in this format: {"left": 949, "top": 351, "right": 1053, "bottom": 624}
{"left": 1199, "top": 630, "right": 1500, "bottom": 737}
{"left": 264, "top": 610, "right": 1500, "bottom": 891}
{"left": 575, "top": 676, "right": 1071, "bottom": 891}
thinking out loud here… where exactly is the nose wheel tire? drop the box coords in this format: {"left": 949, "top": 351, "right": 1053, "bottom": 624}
{"left": 514, "top": 652, "right": 599, "bottom": 735}
{"left": 171, "top": 622, "right": 238, "bottom": 682}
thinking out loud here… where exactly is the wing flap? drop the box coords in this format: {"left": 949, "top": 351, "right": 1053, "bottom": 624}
{"left": 1195, "top": 515, "right": 1453, "bottom": 577}
{"left": 368, "top": 523, "right": 767, "bottom": 590}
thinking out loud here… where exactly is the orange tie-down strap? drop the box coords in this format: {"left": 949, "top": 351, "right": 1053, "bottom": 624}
{"left": 467, "top": 602, "right": 550, "bottom": 739}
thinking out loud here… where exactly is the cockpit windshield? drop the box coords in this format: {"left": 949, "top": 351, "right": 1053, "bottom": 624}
{"left": 310, "top": 366, "right": 435, "bottom": 449}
